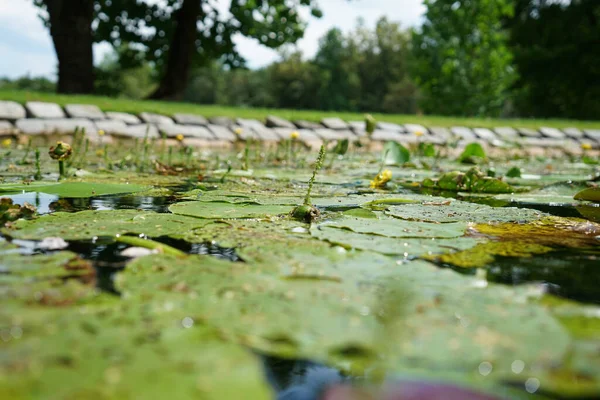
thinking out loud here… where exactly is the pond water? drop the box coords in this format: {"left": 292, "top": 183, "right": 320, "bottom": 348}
{"left": 1, "top": 142, "right": 599, "bottom": 399}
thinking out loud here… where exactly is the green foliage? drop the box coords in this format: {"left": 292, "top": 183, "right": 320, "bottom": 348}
{"left": 382, "top": 142, "right": 410, "bottom": 166}
{"left": 508, "top": 0, "right": 600, "bottom": 119}
{"left": 422, "top": 167, "right": 514, "bottom": 193}
{"left": 506, "top": 166, "right": 522, "bottom": 178}
{"left": 412, "top": 0, "right": 516, "bottom": 117}
{"left": 574, "top": 187, "right": 600, "bottom": 203}
{"left": 457, "top": 142, "right": 487, "bottom": 164}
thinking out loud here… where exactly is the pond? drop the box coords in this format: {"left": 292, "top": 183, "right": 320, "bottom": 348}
{"left": 1, "top": 138, "right": 599, "bottom": 399}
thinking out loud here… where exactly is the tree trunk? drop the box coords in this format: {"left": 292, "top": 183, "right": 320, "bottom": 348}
{"left": 148, "top": 0, "right": 201, "bottom": 100}
{"left": 45, "top": 0, "right": 95, "bottom": 94}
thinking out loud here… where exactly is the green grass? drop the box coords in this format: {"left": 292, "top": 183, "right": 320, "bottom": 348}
{"left": 2, "top": 89, "right": 599, "bottom": 130}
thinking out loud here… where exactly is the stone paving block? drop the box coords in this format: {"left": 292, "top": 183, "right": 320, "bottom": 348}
{"left": 0, "top": 101, "right": 26, "bottom": 120}
{"left": 321, "top": 118, "right": 349, "bottom": 130}
{"left": 157, "top": 124, "right": 214, "bottom": 140}
{"left": 266, "top": 115, "right": 295, "bottom": 129}
{"left": 273, "top": 128, "right": 321, "bottom": 144}
{"left": 371, "top": 130, "right": 406, "bottom": 142}
{"left": 139, "top": 112, "right": 173, "bottom": 125}
{"left": 562, "top": 127, "right": 584, "bottom": 139}
{"left": 208, "top": 116, "right": 234, "bottom": 126}
{"left": 250, "top": 126, "right": 280, "bottom": 141}
{"left": 494, "top": 127, "right": 519, "bottom": 140}
{"left": 236, "top": 118, "right": 266, "bottom": 130}
{"left": 421, "top": 135, "right": 447, "bottom": 145}
{"left": 348, "top": 121, "right": 365, "bottom": 132}
{"left": 16, "top": 119, "right": 48, "bottom": 135}
{"left": 294, "top": 120, "right": 322, "bottom": 129}
{"left": 539, "top": 127, "right": 566, "bottom": 139}
{"left": 111, "top": 124, "right": 159, "bottom": 140}
{"left": 583, "top": 129, "right": 600, "bottom": 142}
{"left": 313, "top": 128, "right": 349, "bottom": 140}
{"left": 428, "top": 127, "right": 452, "bottom": 140}
{"left": 473, "top": 128, "right": 497, "bottom": 141}
{"left": 0, "top": 120, "right": 15, "bottom": 136}
{"left": 523, "top": 137, "right": 569, "bottom": 148}
{"left": 25, "top": 101, "right": 65, "bottom": 118}
{"left": 64, "top": 104, "right": 105, "bottom": 120}
{"left": 207, "top": 124, "right": 237, "bottom": 141}
{"left": 106, "top": 111, "right": 141, "bottom": 125}
{"left": 450, "top": 126, "right": 476, "bottom": 140}
{"left": 517, "top": 127, "right": 541, "bottom": 138}
{"left": 377, "top": 122, "right": 404, "bottom": 132}
{"left": 181, "top": 138, "right": 223, "bottom": 148}
{"left": 95, "top": 120, "right": 128, "bottom": 135}
{"left": 173, "top": 113, "right": 208, "bottom": 126}
{"left": 403, "top": 124, "right": 428, "bottom": 134}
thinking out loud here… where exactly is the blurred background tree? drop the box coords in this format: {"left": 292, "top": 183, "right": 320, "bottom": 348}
{"left": 411, "top": 0, "right": 516, "bottom": 117}
{"left": 15, "top": 0, "right": 597, "bottom": 120}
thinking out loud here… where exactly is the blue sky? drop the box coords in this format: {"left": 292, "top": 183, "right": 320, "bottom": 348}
{"left": 0, "top": 0, "right": 425, "bottom": 79}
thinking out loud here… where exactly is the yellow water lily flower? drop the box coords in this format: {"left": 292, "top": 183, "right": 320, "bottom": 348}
{"left": 290, "top": 131, "right": 300, "bottom": 140}
{"left": 96, "top": 149, "right": 105, "bottom": 157}
{"left": 98, "top": 129, "right": 105, "bottom": 137}
{"left": 1, "top": 138, "right": 12, "bottom": 148}
{"left": 581, "top": 143, "right": 592, "bottom": 150}
{"left": 414, "top": 130, "right": 424, "bottom": 137}
{"left": 370, "top": 169, "right": 392, "bottom": 188}
{"left": 175, "top": 134, "right": 184, "bottom": 142}
{"left": 234, "top": 128, "right": 243, "bottom": 136}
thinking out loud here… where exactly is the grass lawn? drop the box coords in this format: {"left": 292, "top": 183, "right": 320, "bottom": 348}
{"left": 2, "top": 89, "right": 599, "bottom": 130}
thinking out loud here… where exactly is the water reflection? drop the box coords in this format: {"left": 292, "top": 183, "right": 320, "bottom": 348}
{"left": 484, "top": 249, "right": 600, "bottom": 304}
{"left": 3, "top": 192, "right": 176, "bottom": 214}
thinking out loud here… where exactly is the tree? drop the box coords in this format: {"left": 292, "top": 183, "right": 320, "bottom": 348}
{"left": 33, "top": 0, "right": 322, "bottom": 98}
{"left": 411, "top": 0, "right": 516, "bottom": 117}
{"left": 508, "top": 0, "right": 600, "bottom": 119}
{"left": 314, "top": 28, "right": 361, "bottom": 111}
{"left": 33, "top": 0, "right": 95, "bottom": 94}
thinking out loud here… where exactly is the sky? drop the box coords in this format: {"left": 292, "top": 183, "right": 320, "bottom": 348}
{"left": 0, "top": 0, "right": 425, "bottom": 80}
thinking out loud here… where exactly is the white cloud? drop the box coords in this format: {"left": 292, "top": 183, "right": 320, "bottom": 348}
{"left": 0, "top": 0, "right": 425, "bottom": 77}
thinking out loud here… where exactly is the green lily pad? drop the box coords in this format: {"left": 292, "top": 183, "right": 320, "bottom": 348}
{"left": 311, "top": 225, "right": 479, "bottom": 257}
{"left": 382, "top": 141, "right": 410, "bottom": 166}
{"left": 422, "top": 167, "right": 514, "bottom": 194}
{"left": 0, "top": 182, "right": 149, "bottom": 198}
{"left": 169, "top": 201, "right": 294, "bottom": 219}
{"left": 318, "top": 214, "right": 467, "bottom": 239}
{"left": 386, "top": 200, "right": 546, "bottom": 224}
{"left": 457, "top": 142, "right": 487, "bottom": 164}
{"left": 574, "top": 187, "right": 600, "bottom": 203}
{"left": 3, "top": 210, "right": 209, "bottom": 240}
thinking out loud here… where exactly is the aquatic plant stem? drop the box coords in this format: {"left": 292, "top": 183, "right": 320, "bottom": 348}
{"left": 34, "top": 149, "right": 42, "bottom": 180}
{"left": 115, "top": 235, "right": 186, "bottom": 256}
{"left": 303, "top": 144, "right": 326, "bottom": 206}
{"left": 58, "top": 160, "right": 65, "bottom": 180}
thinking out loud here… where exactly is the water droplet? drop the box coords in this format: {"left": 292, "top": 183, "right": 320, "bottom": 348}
{"left": 478, "top": 361, "right": 493, "bottom": 376}
{"left": 511, "top": 360, "right": 525, "bottom": 374}
{"left": 182, "top": 317, "right": 194, "bottom": 329}
{"left": 525, "top": 378, "right": 540, "bottom": 393}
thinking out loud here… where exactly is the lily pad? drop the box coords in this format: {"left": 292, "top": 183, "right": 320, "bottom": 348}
{"left": 0, "top": 181, "right": 149, "bottom": 198}
{"left": 386, "top": 200, "right": 546, "bottom": 224}
{"left": 3, "top": 210, "right": 209, "bottom": 240}
{"left": 574, "top": 187, "right": 600, "bottom": 203}
{"left": 318, "top": 214, "right": 467, "bottom": 239}
{"left": 422, "top": 167, "right": 514, "bottom": 194}
{"left": 169, "top": 201, "right": 294, "bottom": 219}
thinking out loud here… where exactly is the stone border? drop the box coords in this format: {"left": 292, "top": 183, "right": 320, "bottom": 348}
{"left": 1, "top": 100, "right": 599, "bottom": 149}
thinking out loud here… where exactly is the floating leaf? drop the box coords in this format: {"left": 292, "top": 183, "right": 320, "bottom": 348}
{"left": 4, "top": 210, "right": 209, "bottom": 240}
{"left": 574, "top": 187, "right": 600, "bottom": 203}
{"left": 386, "top": 200, "right": 545, "bottom": 224}
{"left": 506, "top": 166, "right": 522, "bottom": 178}
{"left": 422, "top": 167, "right": 514, "bottom": 193}
{"left": 457, "top": 143, "right": 486, "bottom": 164}
{"left": 0, "top": 182, "right": 148, "bottom": 198}
{"left": 382, "top": 141, "right": 410, "bottom": 166}
{"left": 169, "top": 201, "right": 294, "bottom": 219}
